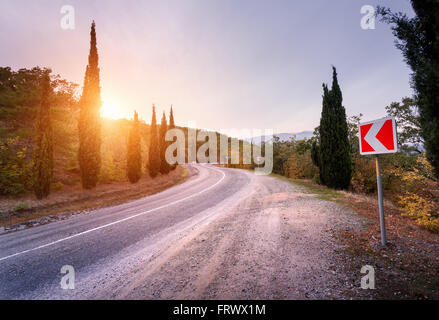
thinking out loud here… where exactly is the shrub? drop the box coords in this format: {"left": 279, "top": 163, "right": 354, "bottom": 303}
{"left": 399, "top": 194, "right": 439, "bottom": 232}
{"left": 99, "top": 150, "right": 125, "bottom": 183}
{"left": 0, "top": 137, "right": 33, "bottom": 195}
{"left": 350, "top": 156, "right": 377, "bottom": 194}
{"left": 287, "top": 150, "right": 318, "bottom": 180}
{"left": 14, "top": 201, "right": 29, "bottom": 212}
{"left": 397, "top": 155, "right": 439, "bottom": 232}
{"left": 51, "top": 181, "right": 64, "bottom": 192}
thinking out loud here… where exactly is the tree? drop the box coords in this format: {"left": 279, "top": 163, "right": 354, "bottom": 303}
{"left": 377, "top": 1, "right": 439, "bottom": 178}
{"left": 159, "top": 112, "right": 171, "bottom": 174}
{"left": 250, "top": 140, "right": 254, "bottom": 168}
{"left": 0, "top": 67, "right": 77, "bottom": 196}
{"left": 33, "top": 72, "right": 53, "bottom": 199}
{"left": 318, "top": 67, "right": 352, "bottom": 189}
{"left": 169, "top": 105, "right": 175, "bottom": 128}
{"left": 311, "top": 140, "right": 320, "bottom": 168}
{"left": 78, "top": 21, "right": 102, "bottom": 189}
{"left": 148, "top": 105, "right": 160, "bottom": 177}
{"left": 168, "top": 105, "right": 177, "bottom": 170}
{"left": 385, "top": 97, "right": 422, "bottom": 153}
{"left": 272, "top": 135, "right": 295, "bottom": 176}
{"left": 347, "top": 114, "right": 363, "bottom": 156}
{"left": 127, "top": 111, "right": 142, "bottom": 183}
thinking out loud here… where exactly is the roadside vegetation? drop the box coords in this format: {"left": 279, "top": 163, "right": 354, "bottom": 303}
{"left": 0, "top": 22, "right": 184, "bottom": 223}
{"left": 0, "top": 165, "right": 189, "bottom": 229}
{"left": 270, "top": 101, "right": 439, "bottom": 234}
{"left": 267, "top": 0, "right": 439, "bottom": 234}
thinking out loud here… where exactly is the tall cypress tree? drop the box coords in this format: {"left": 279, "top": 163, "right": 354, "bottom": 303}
{"left": 148, "top": 105, "right": 160, "bottom": 177}
{"left": 78, "top": 21, "right": 102, "bottom": 189}
{"left": 319, "top": 83, "right": 331, "bottom": 186}
{"left": 311, "top": 140, "right": 320, "bottom": 168}
{"left": 33, "top": 72, "right": 53, "bottom": 199}
{"left": 159, "top": 112, "right": 171, "bottom": 174}
{"left": 319, "top": 67, "right": 352, "bottom": 189}
{"left": 378, "top": 1, "right": 439, "bottom": 179}
{"left": 127, "top": 110, "right": 142, "bottom": 183}
{"left": 169, "top": 105, "right": 175, "bottom": 128}
{"left": 168, "top": 105, "right": 177, "bottom": 170}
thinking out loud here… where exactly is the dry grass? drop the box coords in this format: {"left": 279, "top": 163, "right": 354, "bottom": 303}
{"left": 0, "top": 166, "right": 189, "bottom": 228}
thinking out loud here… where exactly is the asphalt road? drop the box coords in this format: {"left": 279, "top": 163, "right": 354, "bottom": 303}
{"left": 0, "top": 164, "right": 360, "bottom": 299}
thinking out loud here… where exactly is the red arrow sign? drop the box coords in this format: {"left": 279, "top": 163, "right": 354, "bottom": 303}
{"left": 376, "top": 119, "right": 395, "bottom": 150}
{"left": 359, "top": 117, "right": 398, "bottom": 155}
{"left": 360, "top": 123, "right": 374, "bottom": 152}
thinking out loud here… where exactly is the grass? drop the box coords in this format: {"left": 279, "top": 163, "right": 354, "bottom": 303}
{"left": 14, "top": 201, "right": 29, "bottom": 212}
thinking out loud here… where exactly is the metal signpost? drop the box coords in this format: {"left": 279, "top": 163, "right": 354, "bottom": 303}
{"left": 359, "top": 117, "right": 398, "bottom": 246}
{"left": 375, "top": 154, "right": 386, "bottom": 245}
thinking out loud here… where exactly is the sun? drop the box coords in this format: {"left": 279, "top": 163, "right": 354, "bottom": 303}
{"left": 101, "top": 100, "right": 125, "bottom": 119}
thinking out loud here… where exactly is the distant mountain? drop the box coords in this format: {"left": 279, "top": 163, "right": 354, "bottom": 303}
{"left": 245, "top": 131, "right": 314, "bottom": 145}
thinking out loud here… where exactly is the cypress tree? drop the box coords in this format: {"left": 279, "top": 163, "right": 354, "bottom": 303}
{"left": 148, "top": 105, "right": 160, "bottom": 177}
{"left": 127, "top": 110, "right": 142, "bottom": 183}
{"left": 168, "top": 105, "right": 177, "bottom": 170}
{"left": 250, "top": 140, "right": 254, "bottom": 168}
{"left": 33, "top": 72, "right": 53, "bottom": 199}
{"left": 311, "top": 140, "right": 320, "bottom": 168}
{"left": 378, "top": 1, "right": 439, "bottom": 179}
{"left": 319, "top": 67, "right": 352, "bottom": 189}
{"left": 78, "top": 21, "right": 102, "bottom": 189}
{"left": 159, "top": 112, "right": 171, "bottom": 174}
{"left": 169, "top": 105, "right": 175, "bottom": 128}
{"left": 319, "top": 83, "right": 331, "bottom": 186}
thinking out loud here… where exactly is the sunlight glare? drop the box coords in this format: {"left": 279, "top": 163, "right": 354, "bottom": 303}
{"left": 101, "top": 100, "right": 126, "bottom": 119}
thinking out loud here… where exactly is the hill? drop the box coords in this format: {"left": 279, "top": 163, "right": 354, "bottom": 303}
{"left": 245, "top": 131, "right": 314, "bottom": 145}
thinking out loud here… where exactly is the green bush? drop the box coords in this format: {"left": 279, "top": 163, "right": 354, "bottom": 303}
{"left": 395, "top": 155, "right": 439, "bottom": 232}
{"left": 0, "top": 137, "right": 33, "bottom": 195}
{"left": 287, "top": 150, "right": 318, "bottom": 180}
{"left": 14, "top": 201, "right": 29, "bottom": 212}
{"left": 350, "top": 156, "right": 377, "bottom": 194}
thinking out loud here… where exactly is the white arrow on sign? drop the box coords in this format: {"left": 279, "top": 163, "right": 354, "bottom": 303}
{"left": 359, "top": 117, "right": 398, "bottom": 155}
{"left": 364, "top": 121, "right": 386, "bottom": 152}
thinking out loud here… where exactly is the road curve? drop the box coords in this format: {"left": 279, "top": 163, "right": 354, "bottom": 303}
{"left": 0, "top": 164, "right": 362, "bottom": 299}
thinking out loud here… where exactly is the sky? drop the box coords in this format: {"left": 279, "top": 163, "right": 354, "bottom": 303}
{"left": 0, "top": 0, "right": 415, "bottom": 136}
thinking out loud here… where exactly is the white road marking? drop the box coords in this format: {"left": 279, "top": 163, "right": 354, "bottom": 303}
{"left": 0, "top": 165, "right": 226, "bottom": 262}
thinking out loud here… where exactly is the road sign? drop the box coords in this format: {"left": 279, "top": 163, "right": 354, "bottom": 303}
{"left": 359, "top": 117, "right": 398, "bottom": 155}
{"left": 358, "top": 116, "right": 399, "bottom": 246}
{"left": 225, "top": 155, "right": 230, "bottom": 168}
